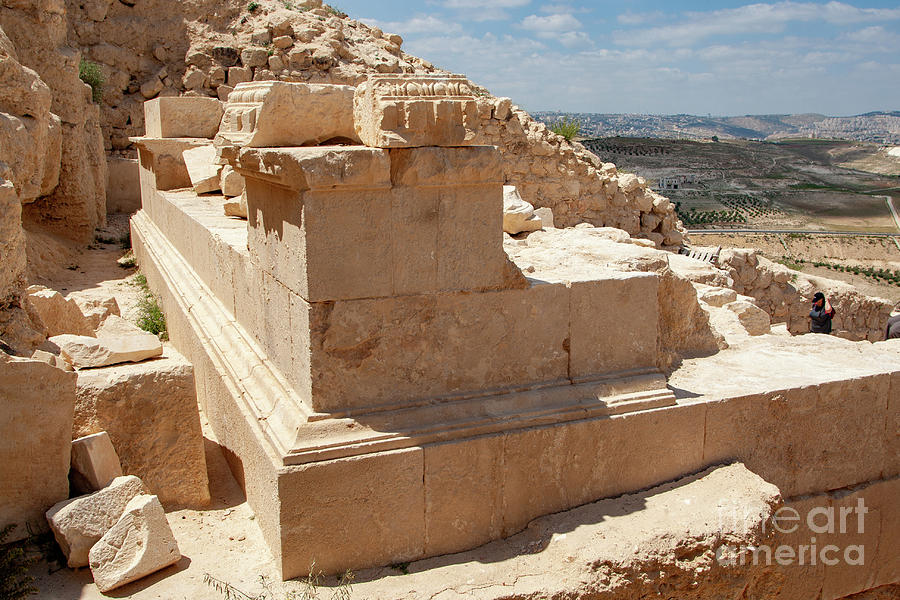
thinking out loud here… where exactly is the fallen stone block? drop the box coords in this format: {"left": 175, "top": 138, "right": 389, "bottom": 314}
{"left": 219, "top": 165, "right": 245, "bottom": 197}
{"left": 68, "top": 291, "right": 121, "bottom": 331}
{"left": 698, "top": 285, "right": 738, "bottom": 307}
{"left": 24, "top": 285, "right": 91, "bottom": 337}
{"left": 70, "top": 432, "right": 124, "bottom": 495}
{"left": 46, "top": 475, "right": 146, "bottom": 567}
{"left": 89, "top": 494, "right": 181, "bottom": 592}
{"left": 31, "top": 349, "right": 73, "bottom": 371}
{"left": 223, "top": 191, "right": 247, "bottom": 219}
{"left": 0, "top": 354, "right": 75, "bottom": 542}
{"left": 182, "top": 145, "right": 221, "bottom": 194}
{"left": 50, "top": 315, "right": 163, "bottom": 369}
{"left": 74, "top": 346, "right": 210, "bottom": 508}
{"left": 502, "top": 185, "right": 542, "bottom": 235}
{"left": 726, "top": 299, "right": 771, "bottom": 336}
{"left": 534, "top": 206, "right": 554, "bottom": 228}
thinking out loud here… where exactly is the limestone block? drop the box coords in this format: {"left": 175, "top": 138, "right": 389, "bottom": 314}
{"left": 534, "top": 206, "right": 554, "bottom": 228}
{"left": 105, "top": 156, "right": 141, "bottom": 214}
{"left": 219, "top": 165, "right": 245, "bottom": 197}
{"left": 68, "top": 290, "right": 121, "bottom": 331}
{"left": 698, "top": 285, "right": 738, "bottom": 307}
{"left": 182, "top": 145, "right": 221, "bottom": 194}
{"left": 30, "top": 349, "right": 73, "bottom": 371}
{"left": 502, "top": 185, "right": 542, "bottom": 234}
{"left": 353, "top": 74, "right": 480, "bottom": 148}
{"left": 569, "top": 273, "right": 660, "bottom": 377}
{"left": 70, "top": 431, "right": 123, "bottom": 495}
{"left": 0, "top": 355, "right": 75, "bottom": 542}
{"left": 73, "top": 347, "right": 209, "bottom": 508}
{"left": 0, "top": 182, "right": 25, "bottom": 305}
{"left": 143, "top": 97, "right": 224, "bottom": 139}
{"left": 224, "top": 192, "right": 248, "bottom": 218}
{"left": 132, "top": 138, "right": 211, "bottom": 191}
{"left": 240, "top": 47, "right": 269, "bottom": 68}
{"left": 24, "top": 285, "right": 92, "bottom": 336}
{"left": 279, "top": 448, "right": 424, "bottom": 577}
{"left": 216, "top": 81, "right": 357, "bottom": 148}
{"left": 305, "top": 283, "right": 570, "bottom": 413}
{"left": 726, "top": 299, "right": 771, "bottom": 336}
{"left": 88, "top": 494, "right": 181, "bottom": 592}
{"left": 51, "top": 315, "right": 163, "bottom": 369}
{"left": 46, "top": 475, "right": 147, "bottom": 567}
{"left": 227, "top": 66, "right": 252, "bottom": 87}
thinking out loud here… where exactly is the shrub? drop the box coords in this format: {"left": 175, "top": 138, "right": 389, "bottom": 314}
{"left": 132, "top": 274, "right": 168, "bottom": 340}
{"left": 0, "top": 524, "right": 37, "bottom": 599}
{"left": 78, "top": 59, "right": 104, "bottom": 104}
{"left": 549, "top": 117, "right": 580, "bottom": 141}
{"left": 247, "top": 1, "right": 260, "bottom": 12}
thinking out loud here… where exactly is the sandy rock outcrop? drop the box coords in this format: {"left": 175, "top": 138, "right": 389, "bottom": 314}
{"left": 1, "top": 0, "right": 106, "bottom": 245}
{"left": 0, "top": 353, "right": 75, "bottom": 542}
{"left": 88, "top": 494, "right": 181, "bottom": 592}
{"left": 46, "top": 474, "right": 147, "bottom": 567}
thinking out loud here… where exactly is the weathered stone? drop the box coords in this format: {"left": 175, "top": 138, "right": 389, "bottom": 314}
{"left": 273, "top": 35, "right": 293, "bottom": 49}
{"left": 0, "top": 355, "right": 75, "bottom": 542}
{"left": 30, "top": 349, "right": 73, "bottom": 371}
{"left": 216, "top": 81, "right": 357, "bottom": 148}
{"left": 219, "top": 165, "right": 245, "bottom": 197}
{"left": 89, "top": 494, "right": 181, "bottom": 592}
{"left": 534, "top": 206, "right": 554, "bottom": 228}
{"left": 73, "top": 347, "right": 210, "bottom": 508}
{"left": 143, "top": 97, "right": 224, "bottom": 139}
{"left": 726, "top": 299, "right": 771, "bottom": 336}
{"left": 51, "top": 315, "right": 163, "bottom": 369}
{"left": 240, "top": 47, "right": 269, "bottom": 68}
{"left": 698, "top": 285, "right": 738, "bottom": 307}
{"left": 45, "top": 475, "right": 146, "bottom": 567}
{"left": 224, "top": 191, "right": 248, "bottom": 218}
{"left": 353, "top": 74, "right": 480, "bottom": 148}
{"left": 502, "top": 185, "right": 542, "bottom": 234}
{"left": 70, "top": 431, "right": 123, "bottom": 495}
{"left": 68, "top": 290, "right": 121, "bottom": 331}
{"left": 24, "top": 285, "right": 92, "bottom": 337}
{"left": 182, "top": 144, "right": 221, "bottom": 194}
{"left": 227, "top": 66, "right": 252, "bottom": 87}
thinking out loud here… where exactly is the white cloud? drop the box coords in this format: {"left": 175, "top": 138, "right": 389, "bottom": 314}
{"left": 617, "top": 10, "right": 664, "bottom": 25}
{"left": 521, "top": 12, "right": 582, "bottom": 32}
{"left": 442, "top": 0, "right": 531, "bottom": 20}
{"left": 558, "top": 31, "right": 592, "bottom": 47}
{"left": 613, "top": 2, "right": 900, "bottom": 48}
{"left": 363, "top": 15, "right": 463, "bottom": 35}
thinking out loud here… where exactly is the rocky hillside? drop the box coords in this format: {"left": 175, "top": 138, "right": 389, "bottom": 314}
{"left": 63, "top": 0, "right": 684, "bottom": 240}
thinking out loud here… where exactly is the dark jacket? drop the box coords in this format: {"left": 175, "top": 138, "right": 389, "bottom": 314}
{"left": 887, "top": 315, "right": 900, "bottom": 340}
{"left": 809, "top": 305, "right": 833, "bottom": 334}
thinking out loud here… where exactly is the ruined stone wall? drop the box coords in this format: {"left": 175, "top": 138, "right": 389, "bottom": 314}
{"left": 61, "top": 0, "right": 684, "bottom": 244}
{"left": 718, "top": 249, "right": 895, "bottom": 341}
{"left": 0, "top": 0, "right": 106, "bottom": 244}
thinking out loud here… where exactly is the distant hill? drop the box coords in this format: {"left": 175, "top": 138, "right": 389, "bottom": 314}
{"left": 533, "top": 111, "right": 900, "bottom": 144}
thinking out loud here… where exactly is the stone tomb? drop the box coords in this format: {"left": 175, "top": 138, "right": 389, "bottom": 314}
{"left": 130, "top": 77, "right": 703, "bottom": 577}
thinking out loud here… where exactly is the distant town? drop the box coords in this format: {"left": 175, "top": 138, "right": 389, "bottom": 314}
{"left": 532, "top": 111, "right": 900, "bottom": 144}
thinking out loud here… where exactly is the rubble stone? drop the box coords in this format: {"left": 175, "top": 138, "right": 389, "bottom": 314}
{"left": 51, "top": 315, "right": 163, "bottom": 369}
{"left": 182, "top": 145, "right": 222, "bottom": 194}
{"left": 70, "top": 431, "right": 124, "bottom": 494}
{"left": 45, "top": 475, "right": 146, "bottom": 567}
{"left": 89, "top": 494, "right": 181, "bottom": 592}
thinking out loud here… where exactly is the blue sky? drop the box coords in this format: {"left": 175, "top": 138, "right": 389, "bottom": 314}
{"left": 334, "top": 1, "right": 900, "bottom": 116}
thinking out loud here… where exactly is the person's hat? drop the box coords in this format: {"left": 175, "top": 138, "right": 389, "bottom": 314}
{"left": 812, "top": 292, "right": 825, "bottom": 302}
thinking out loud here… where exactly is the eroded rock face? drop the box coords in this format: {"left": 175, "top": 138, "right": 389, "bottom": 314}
{"left": 0, "top": 0, "right": 106, "bottom": 244}
{"left": 88, "top": 494, "right": 181, "bottom": 592}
